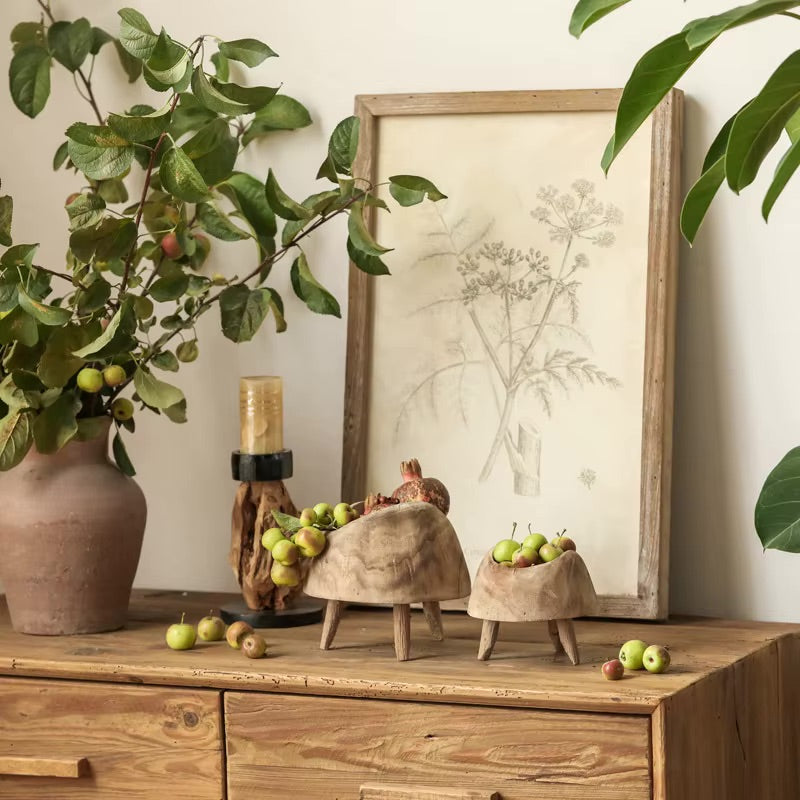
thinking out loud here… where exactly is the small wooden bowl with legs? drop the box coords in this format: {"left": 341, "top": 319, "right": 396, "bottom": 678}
{"left": 467, "top": 549, "right": 598, "bottom": 665}
{"left": 303, "top": 503, "right": 471, "bottom": 661}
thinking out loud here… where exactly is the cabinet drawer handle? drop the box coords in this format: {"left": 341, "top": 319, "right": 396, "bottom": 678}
{"left": 359, "top": 785, "right": 500, "bottom": 800}
{"left": 0, "top": 756, "right": 89, "bottom": 778}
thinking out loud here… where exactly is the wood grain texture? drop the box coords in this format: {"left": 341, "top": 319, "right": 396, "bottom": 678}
{"left": 555, "top": 619, "right": 579, "bottom": 666}
{"left": 423, "top": 601, "right": 444, "bottom": 640}
{"left": 393, "top": 603, "right": 411, "bottom": 661}
{"left": 341, "top": 89, "right": 682, "bottom": 621}
{"left": 0, "top": 591, "right": 796, "bottom": 717}
{"left": 467, "top": 551, "right": 597, "bottom": 622}
{"left": 360, "top": 786, "right": 499, "bottom": 800}
{"left": 225, "top": 693, "right": 651, "bottom": 800}
{"left": 0, "top": 677, "right": 223, "bottom": 799}
{"left": 778, "top": 633, "right": 800, "bottom": 799}
{"left": 320, "top": 598, "right": 344, "bottom": 650}
{"left": 304, "top": 503, "right": 471, "bottom": 604}
{"left": 651, "top": 640, "right": 788, "bottom": 800}
{"left": 477, "top": 620, "right": 499, "bottom": 661}
{"left": 0, "top": 756, "right": 88, "bottom": 778}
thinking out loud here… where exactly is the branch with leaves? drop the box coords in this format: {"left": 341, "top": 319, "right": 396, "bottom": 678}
{"left": 0, "top": 4, "right": 445, "bottom": 475}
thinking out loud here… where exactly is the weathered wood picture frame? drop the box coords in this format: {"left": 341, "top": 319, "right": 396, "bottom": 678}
{"left": 341, "top": 90, "right": 682, "bottom": 620}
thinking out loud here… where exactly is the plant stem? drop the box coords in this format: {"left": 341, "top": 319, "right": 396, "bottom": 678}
{"left": 31, "top": 263, "right": 89, "bottom": 291}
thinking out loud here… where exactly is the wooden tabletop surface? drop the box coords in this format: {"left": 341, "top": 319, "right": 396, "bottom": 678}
{"left": 0, "top": 590, "right": 797, "bottom": 715}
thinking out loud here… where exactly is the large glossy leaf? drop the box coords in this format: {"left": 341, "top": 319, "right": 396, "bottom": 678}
{"left": 133, "top": 367, "right": 184, "bottom": 409}
{"left": 47, "top": 18, "right": 92, "bottom": 71}
{"left": 66, "top": 123, "right": 134, "bottom": 180}
{"left": 265, "top": 169, "right": 312, "bottom": 221}
{"left": 347, "top": 237, "right": 390, "bottom": 276}
{"left": 603, "top": 33, "right": 712, "bottom": 172}
{"left": 388, "top": 175, "right": 447, "bottom": 206}
{"left": 159, "top": 145, "right": 210, "bottom": 203}
{"left": 684, "top": 1, "right": 800, "bottom": 49}
{"left": 348, "top": 201, "right": 392, "bottom": 256}
{"left": 328, "top": 116, "right": 360, "bottom": 175}
{"left": 681, "top": 158, "right": 726, "bottom": 244}
{"left": 755, "top": 446, "right": 800, "bottom": 552}
{"left": 0, "top": 409, "right": 33, "bottom": 470}
{"left": 0, "top": 196, "right": 12, "bottom": 246}
{"left": 242, "top": 95, "right": 311, "bottom": 145}
{"left": 218, "top": 38, "right": 277, "bottom": 67}
{"left": 762, "top": 136, "right": 800, "bottom": 219}
{"left": 32, "top": 392, "right": 80, "bottom": 454}
{"left": 112, "top": 430, "right": 136, "bottom": 476}
{"left": 117, "top": 8, "right": 158, "bottom": 61}
{"left": 726, "top": 49, "right": 800, "bottom": 192}
{"left": 146, "top": 29, "right": 189, "bottom": 87}
{"left": 569, "top": 0, "right": 633, "bottom": 36}
{"left": 9, "top": 44, "right": 51, "bottom": 118}
{"left": 219, "top": 284, "right": 269, "bottom": 342}
{"left": 190, "top": 68, "right": 276, "bottom": 116}
{"left": 290, "top": 253, "right": 340, "bottom": 317}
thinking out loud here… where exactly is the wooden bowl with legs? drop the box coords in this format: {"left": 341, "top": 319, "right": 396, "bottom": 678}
{"left": 303, "top": 503, "right": 471, "bottom": 661}
{"left": 467, "top": 549, "right": 598, "bottom": 665}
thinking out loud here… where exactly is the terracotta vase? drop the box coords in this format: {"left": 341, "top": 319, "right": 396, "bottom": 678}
{"left": 0, "top": 420, "right": 146, "bottom": 635}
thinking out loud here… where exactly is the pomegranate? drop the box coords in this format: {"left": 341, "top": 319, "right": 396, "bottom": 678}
{"left": 363, "top": 493, "right": 399, "bottom": 515}
{"left": 391, "top": 459, "right": 450, "bottom": 515}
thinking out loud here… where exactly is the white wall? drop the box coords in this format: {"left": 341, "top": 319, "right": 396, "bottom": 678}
{"left": 1, "top": 0, "right": 798, "bottom": 622}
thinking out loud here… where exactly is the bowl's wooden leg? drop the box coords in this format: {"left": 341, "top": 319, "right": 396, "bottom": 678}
{"left": 548, "top": 619, "right": 564, "bottom": 655}
{"left": 422, "top": 601, "right": 444, "bottom": 641}
{"left": 556, "top": 618, "right": 579, "bottom": 665}
{"left": 478, "top": 619, "right": 500, "bottom": 661}
{"left": 320, "top": 599, "right": 343, "bottom": 651}
{"left": 393, "top": 604, "right": 411, "bottom": 661}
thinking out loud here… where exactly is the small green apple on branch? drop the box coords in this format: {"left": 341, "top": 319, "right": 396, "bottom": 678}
{"left": 0, "top": 2, "right": 445, "bottom": 475}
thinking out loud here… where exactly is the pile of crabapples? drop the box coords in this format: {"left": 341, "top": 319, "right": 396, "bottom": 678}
{"left": 491, "top": 523, "right": 576, "bottom": 568}
{"left": 261, "top": 502, "right": 360, "bottom": 588}
{"left": 164, "top": 612, "right": 267, "bottom": 659}
{"left": 76, "top": 365, "right": 133, "bottom": 421}
{"left": 601, "top": 639, "right": 671, "bottom": 680}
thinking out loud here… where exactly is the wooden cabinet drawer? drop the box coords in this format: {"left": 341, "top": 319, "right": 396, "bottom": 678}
{"left": 225, "top": 693, "right": 651, "bottom": 800}
{"left": 0, "top": 677, "right": 223, "bottom": 799}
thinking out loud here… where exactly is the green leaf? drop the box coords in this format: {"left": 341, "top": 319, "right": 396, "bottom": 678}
{"left": 243, "top": 95, "right": 312, "bottom": 145}
{"left": 264, "top": 288, "right": 287, "bottom": 333}
{"left": 218, "top": 172, "right": 277, "bottom": 248}
{"left": 290, "top": 252, "right": 340, "bottom": 317}
{"left": 10, "top": 21, "right": 45, "bottom": 52}
{"left": 0, "top": 409, "right": 33, "bottom": 470}
{"left": 47, "top": 18, "right": 92, "bottom": 72}
{"left": 162, "top": 399, "right": 187, "bottom": 423}
{"left": 76, "top": 416, "right": 108, "bottom": 441}
{"left": 348, "top": 201, "right": 392, "bottom": 256}
{"left": 347, "top": 236, "right": 390, "bottom": 276}
{"left": 65, "top": 193, "right": 106, "bottom": 231}
{"left": 755, "top": 445, "right": 800, "bottom": 552}
{"left": 0, "top": 196, "right": 12, "bottom": 246}
{"left": 90, "top": 27, "right": 113, "bottom": 55}
{"left": 218, "top": 38, "right": 277, "bottom": 67}
{"left": 76, "top": 278, "right": 112, "bottom": 315}
{"left": 146, "top": 29, "right": 189, "bottom": 86}
{"left": 328, "top": 116, "right": 360, "bottom": 175}
{"left": 265, "top": 169, "right": 312, "bottom": 221}
{"left": 569, "top": 0, "right": 633, "bottom": 36}
{"left": 69, "top": 218, "right": 137, "bottom": 262}
{"left": 1, "top": 243, "right": 38, "bottom": 272}
{"left": 134, "top": 295, "right": 154, "bottom": 320}
{"left": 219, "top": 284, "right": 269, "bottom": 342}
{"left": 0, "top": 374, "right": 38, "bottom": 410}
{"left": 97, "top": 179, "right": 129, "bottom": 204}
{"left": 73, "top": 306, "right": 123, "bottom": 358}
{"left": 762, "top": 136, "right": 800, "bottom": 220}
{"left": 176, "top": 339, "right": 199, "bottom": 362}
{"left": 113, "top": 39, "right": 142, "bottom": 83}
{"left": 151, "top": 350, "right": 179, "bottom": 372}
{"left": 117, "top": 8, "right": 158, "bottom": 61}
{"left": 0, "top": 308, "right": 39, "bottom": 348}
{"left": 684, "top": 1, "right": 800, "bottom": 50}
{"left": 17, "top": 286, "right": 71, "bottom": 327}
{"left": 190, "top": 67, "right": 276, "bottom": 116}
{"left": 107, "top": 102, "right": 172, "bottom": 142}
{"left": 196, "top": 202, "right": 249, "bottom": 241}
{"left": 786, "top": 107, "right": 800, "bottom": 143}
{"left": 112, "top": 430, "right": 136, "bottom": 476}
{"left": 272, "top": 509, "right": 303, "bottom": 532}
{"left": 680, "top": 158, "right": 726, "bottom": 244}
{"left": 170, "top": 94, "right": 217, "bottom": 139}
{"left": 9, "top": 44, "right": 51, "bottom": 118}
{"left": 159, "top": 145, "right": 210, "bottom": 203}
{"left": 150, "top": 272, "right": 189, "bottom": 302}
{"left": 726, "top": 49, "right": 800, "bottom": 192}
{"left": 279, "top": 190, "right": 338, "bottom": 246}
{"left": 388, "top": 175, "right": 447, "bottom": 206}
{"left": 316, "top": 153, "right": 338, "bottom": 183}
{"left": 66, "top": 123, "right": 135, "bottom": 180}
{"left": 38, "top": 325, "right": 87, "bottom": 388}
{"left": 183, "top": 119, "right": 238, "bottom": 185}
{"left": 33, "top": 392, "right": 80, "bottom": 454}
{"left": 53, "top": 141, "right": 70, "bottom": 170}
{"left": 133, "top": 367, "right": 184, "bottom": 408}
{"left": 211, "top": 51, "right": 229, "bottom": 82}
{"left": 603, "top": 33, "right": 712, "bottom": 173}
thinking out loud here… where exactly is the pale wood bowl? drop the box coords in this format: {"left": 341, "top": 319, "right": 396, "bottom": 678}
{"left": 304, "top": 503, "right": 471, "bottom": 661}
{"left": 467, "top": 549, "right": 598, "bottom": 665}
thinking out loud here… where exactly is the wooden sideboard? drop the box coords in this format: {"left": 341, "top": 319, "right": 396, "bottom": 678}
{"left": 0, "top": 590, "right": 797, "bottom": 799}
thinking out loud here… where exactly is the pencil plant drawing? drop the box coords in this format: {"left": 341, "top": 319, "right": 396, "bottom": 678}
{"left": 397, "top": 179, "right": 623, "bottom": 496}
{"left": 578, "top": 468, "right": 597, "bottom": 490}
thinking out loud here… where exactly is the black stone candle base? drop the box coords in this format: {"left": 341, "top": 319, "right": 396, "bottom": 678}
{"left": 220, "top": 597, "right": 324, "bottom": 629}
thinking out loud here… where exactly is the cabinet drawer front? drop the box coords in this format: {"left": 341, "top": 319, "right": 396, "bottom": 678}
{"left": 225, "top": 694, "right": 651, "bottom": 800}
{"left": 0, "top": 677, "right": 223, "bottom": 799}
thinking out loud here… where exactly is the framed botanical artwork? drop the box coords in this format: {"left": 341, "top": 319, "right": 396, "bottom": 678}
{"left": 341, "top": 90, "right": 682, "bottom": 620}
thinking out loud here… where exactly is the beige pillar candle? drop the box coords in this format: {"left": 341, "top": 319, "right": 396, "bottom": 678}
{"left": 239, "top": 376, "right": 283, "bottom": 454}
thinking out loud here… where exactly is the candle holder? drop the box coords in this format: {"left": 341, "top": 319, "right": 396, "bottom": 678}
{"left": 223, "top": 376, "right": 323, "bottom": 628}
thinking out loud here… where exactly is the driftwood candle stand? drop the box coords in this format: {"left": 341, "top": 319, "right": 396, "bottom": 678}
{"left": 304, "top": 503, "right": 471, "bottom": 661}
{"left": 467, "top": 550, "right": 598, "bottom": 665}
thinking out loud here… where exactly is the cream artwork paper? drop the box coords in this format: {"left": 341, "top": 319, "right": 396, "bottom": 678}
{"left": 363, "top": 111, "right": 653, "bottom": 598}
